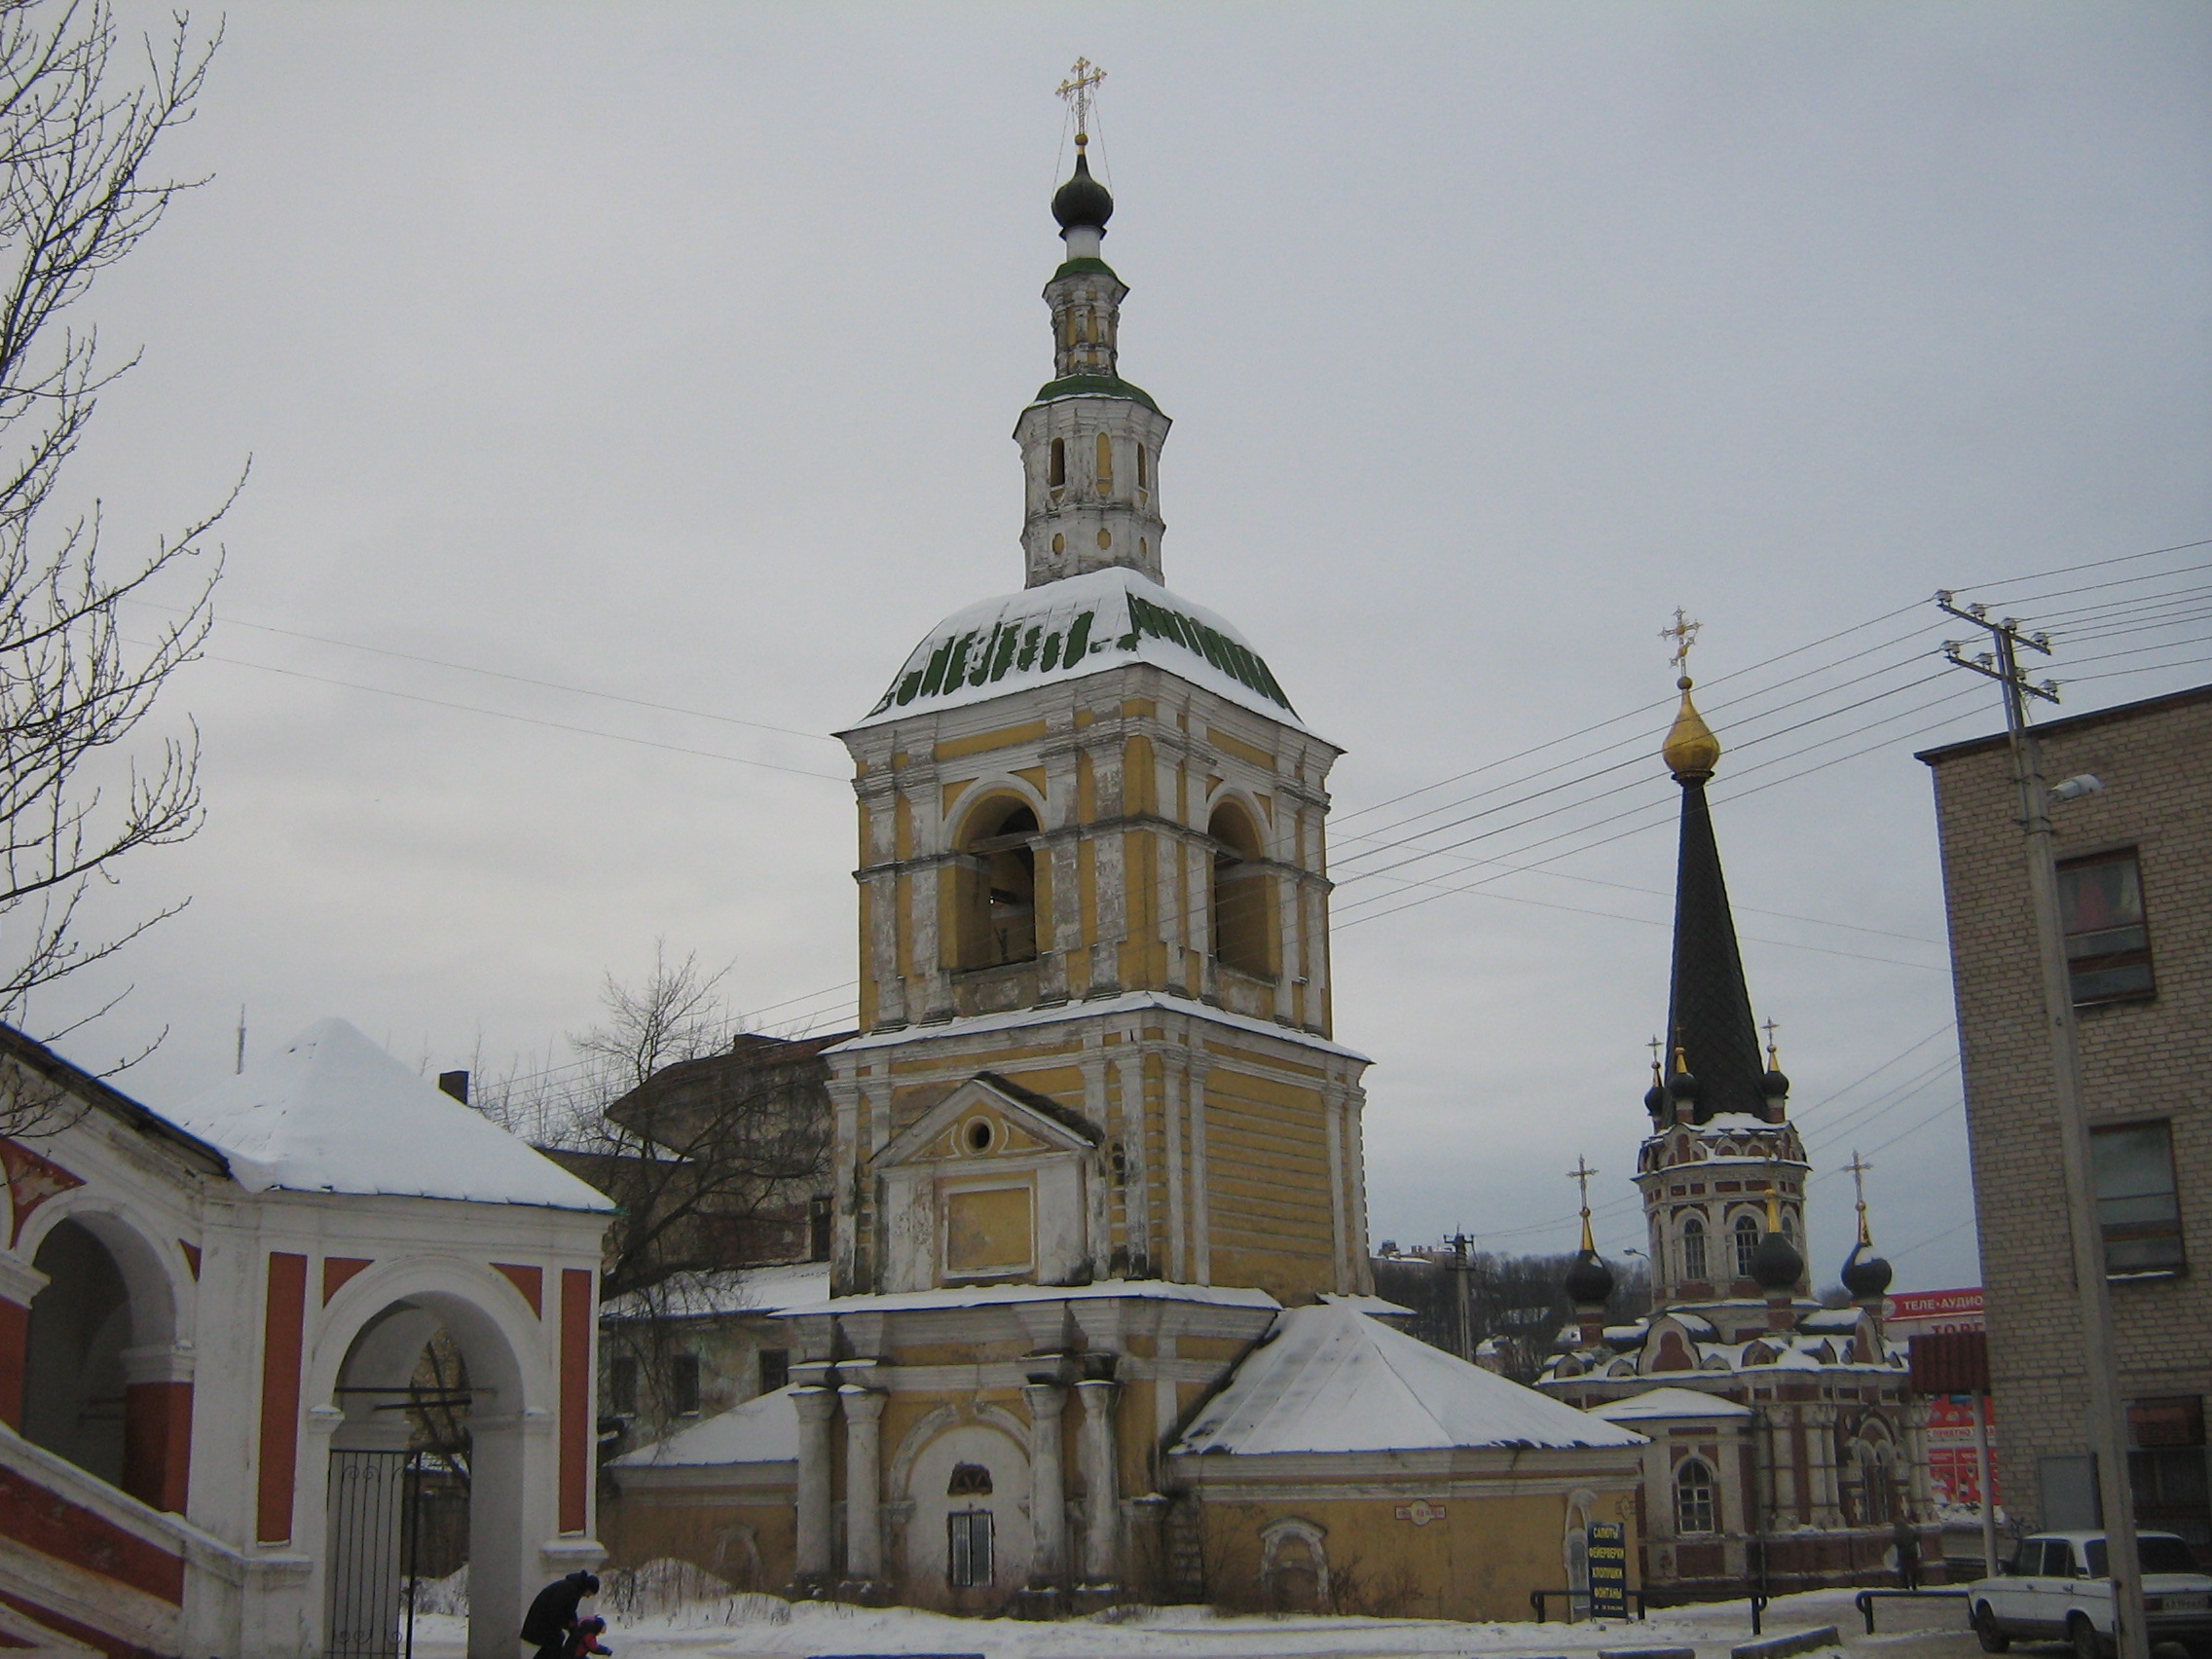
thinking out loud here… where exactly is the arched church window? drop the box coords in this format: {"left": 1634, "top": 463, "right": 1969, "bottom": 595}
{"left": 1095, "top": 432, "right": 1114, "bottom": 492}
{"left": 1681, "top": 1215, "right": 1707, "bottom": 1281}
{"left": 947, "top": 1462, "right": 993, "bottom": 1495}
{"left": 1208, "top": 801, "right": 1272, "bottom": 979}
{"left": 1733, "top": 1215, "right": 1760, "bottom": 1279}
{"left": 1136, "top": 445, "right": 1150, "bottom": 490}
{"left": 1049, "top": 438, "right": 1066, "bottom": 489}
{"left": 957, "top": 799, "right": 1040, "bottom": 970}
{"left": 1675, "top": 1458, "right": 1716, "bottom": 1534}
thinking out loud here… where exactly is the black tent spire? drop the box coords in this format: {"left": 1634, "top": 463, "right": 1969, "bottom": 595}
{"left": 1653, "top": 620, "right": 1783, "bottom": 1126}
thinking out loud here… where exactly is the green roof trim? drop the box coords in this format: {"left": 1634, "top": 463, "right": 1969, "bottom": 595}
{"left": 1031, "top": 374, "right": 1161, "bottom": 413}
{"left": 1049, "top": 256, "right": 1123, "bottom": 283}
{"left": 1122, "top": 593, "right": 1296, "bottom": 713}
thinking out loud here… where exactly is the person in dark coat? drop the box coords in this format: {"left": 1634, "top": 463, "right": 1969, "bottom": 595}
{"left": 520, "top": 1570, "right": 600, "bottom": 1659}
{"left": 1892, "top": 1519, "right": 1922, "bottom": 1590}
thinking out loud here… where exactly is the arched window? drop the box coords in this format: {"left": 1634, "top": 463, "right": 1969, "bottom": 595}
{"left": 1136, "top": 445, "right": 1150, "bottom": 490}
{"left": 1208, "top": 801, "right": 1272, "bottom": 979}
{"left": 958, "top": 799, "right": 1039, "bottom": 969}
{"left": 23, "top": 1219, "right": 129, "bottom": 1486}
{"left": 1733, "top": 1215, "right": 1761, "bottom": 1279}
{"left": 1049, "top": 437, "right": 1066, "bottom": 489}
{"left": 947, "top": 1462, "right": 992, "bottom": 1495}
{"left": 1681, "top": 1215, "right": 1707, "bottom": 1281}
{"left": 1095, "top": 432, "right": 1114, "bottom": 492}
{"left": 1675, "top": 1457, "right": 1716, "bottom": 1534}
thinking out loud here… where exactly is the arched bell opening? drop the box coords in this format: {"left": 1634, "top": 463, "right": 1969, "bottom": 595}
{"left": 324, "top": 1291, "right": 531, "bottom": 1659}
{"left": 1207, "top": 800, "right": 1275, "bottom": 981}
{"left": 21, "top": 1212, "right": 188, "bottom": 1510}
{"left": 955, "top": 797, "right": 1041, "bottom": 971}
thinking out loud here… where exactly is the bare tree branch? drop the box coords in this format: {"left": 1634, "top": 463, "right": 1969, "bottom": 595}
{"left": 0, "top": 1, "right": 232, "bottom": 1119}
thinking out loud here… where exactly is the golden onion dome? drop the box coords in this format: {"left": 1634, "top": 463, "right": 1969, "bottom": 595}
{"left": 1662, "top": 676, "right": 1721, "bottom": 780}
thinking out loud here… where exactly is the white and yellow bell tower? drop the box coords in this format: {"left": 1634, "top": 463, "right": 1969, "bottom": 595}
{"left": 827, "top": 110, "right": 1370, "bottom": 1309}
{"left": 780, "top": 79, "right": 1374, "bottom": 1607}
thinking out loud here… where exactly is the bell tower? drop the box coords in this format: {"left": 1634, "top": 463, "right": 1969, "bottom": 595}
{"left": 824, "top": 85, "right": 1371, "bottom": 1308}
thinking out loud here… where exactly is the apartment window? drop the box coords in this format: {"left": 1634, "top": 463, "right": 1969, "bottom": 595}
{"left": 808, "top": 1194, "right": 831, "bottom": 1263}
{"left": 2128, "top": 1397, "right": 2211, "bottom": 1564}
{"left": 758, "top": 1349, "right": 790, "bottom": 1394}
{"left": 1675, "top": 1457, "right": 1716, "bottom": 1534}
{"left": 670, "top": 1352, "right": 702, "bottom": 1417}
{"left": 2058, "top": 851, "right": 2155, "bottom": 1004}
{"left": 2093, "top": 1123, "right": 2184, "bottom": 1274}
{"left": 608, "top": 1354, "right": 638, "bottom": 1417}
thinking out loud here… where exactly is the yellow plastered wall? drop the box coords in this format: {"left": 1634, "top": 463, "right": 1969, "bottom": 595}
{"left": 1197, "top": 1486, "right": 1641, "bottom": 1623}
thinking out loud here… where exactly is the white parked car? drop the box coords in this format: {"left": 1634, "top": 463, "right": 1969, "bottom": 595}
{"left": 1969, "top": 1530, "right": 2212, "bottom": 1659}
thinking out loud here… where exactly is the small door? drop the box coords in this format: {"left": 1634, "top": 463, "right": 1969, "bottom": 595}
{"left": 326, "top": 1450, "right": 409, "bottom": 1659}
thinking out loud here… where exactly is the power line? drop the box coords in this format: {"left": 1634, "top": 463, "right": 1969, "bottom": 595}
{"left": 187, "top": 651, "right": 850, "bottom": 783}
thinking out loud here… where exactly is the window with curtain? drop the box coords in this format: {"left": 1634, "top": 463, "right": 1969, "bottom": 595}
{"left": 2058, "top": 851, "right": 2155, "bottom": 1003}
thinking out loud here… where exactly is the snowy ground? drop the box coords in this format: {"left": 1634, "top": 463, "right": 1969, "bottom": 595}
{"left": 405, "top": 1585, "right": 1992, "bottom": 1659}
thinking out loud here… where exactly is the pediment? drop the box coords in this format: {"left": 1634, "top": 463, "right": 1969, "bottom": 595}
{"left": 871, "top": 1072, "right": 1102, "bottom": 1170}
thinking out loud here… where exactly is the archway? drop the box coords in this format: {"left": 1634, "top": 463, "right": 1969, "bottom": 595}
{"left": 20, "top": 1211, "right": 186, "bottom": 1509}
{"left": 1207, "top": 800, "right": 1273, "bottom": 978}
{"left": 956, "top": 797, "right": 1040, "bottom": 970}
{"left": 898, "top": 1418, "right": 1032, "bottom": 1607}
{"left": 324, "top": 1288, "right": 530, "bottom": 1659}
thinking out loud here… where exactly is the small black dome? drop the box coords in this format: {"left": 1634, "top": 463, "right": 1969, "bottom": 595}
{"left": 1668, "top": 1068, "right": 1701, "bottom": 1102}
{"left": 1051, "top": 150, "right": 1114, "bottom": 233}
{"left": 1762, "top": 1068, "right": 1790, "bottom": 1099}
{"left": 1565, "top": 1246, "right": 1616, "bottom": 1309}
{"left": 1841, "top": 1239, "right": 1894, "bottom": 1300}
{"left": 1643, "top": 1083, "right": 1669, "bottom": 1118}
{"left": 1752, "top": 1227, "right": 1804, "bottom": 1293}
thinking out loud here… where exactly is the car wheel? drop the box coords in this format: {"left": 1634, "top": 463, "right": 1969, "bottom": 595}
{"left": 2070, "top": 1612, "right": 2107, "bottom": 1659}
{"left": 1973, "top": 1604, "right": 2010, "bottom": 1653}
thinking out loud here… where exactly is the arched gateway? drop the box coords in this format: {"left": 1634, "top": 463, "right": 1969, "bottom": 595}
{"left": 0, "top": 1017, "right": 610, "bottom": 1659}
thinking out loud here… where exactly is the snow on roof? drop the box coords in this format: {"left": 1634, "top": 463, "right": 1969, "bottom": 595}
{"left": 603, "top": 1262, "right": 832, "bottom": 1322}
{"left": 773, "top": 1277, "right": 1279, "bottom": 1319}
{"left": 1587, "top": 1386, "right": 1754, "bottom": 1422}
{"left": 165, "top": 1017, "right": 613, "bottom": 1212}
{"left": 1319, "top": 1292, "right": 1416, "bottom": 1318}
{"left": 1173, "top": 1303, "right": 1647, "bottom": 1456}
{"left": 608, "top": 1384, "right": 798, "bottom": 1468}
{"left": 828, "top": 988, "right": 1370, "bottom": 1063}
{"left": 850, "top": 567, "right": 1305, "bottom": 731}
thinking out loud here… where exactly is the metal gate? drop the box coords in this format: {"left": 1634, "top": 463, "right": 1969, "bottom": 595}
{"left": 326, "top": 1450, "right": 411, "bottom": 1659}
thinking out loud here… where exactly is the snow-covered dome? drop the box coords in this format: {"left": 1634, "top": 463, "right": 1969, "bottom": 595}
{"left": 853, "top": 567, "right": 1300, "bottom": 730}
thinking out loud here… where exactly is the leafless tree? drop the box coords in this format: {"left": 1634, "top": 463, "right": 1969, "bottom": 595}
{"left": 0, "top": 1, "right": 235, "bottom": 1083}
{"left": 481, "top": 944, "right": 834, "bottom": 1303}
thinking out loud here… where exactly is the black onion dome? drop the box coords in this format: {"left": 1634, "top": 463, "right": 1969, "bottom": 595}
{"left": 1668, "top": 1068, "right": 1701, "bottom": 1104}
{"left": 1841, "top": 1239, "right": 1894, "bottom": 1300}
{"left": 1644, "top": 1082, "right": 1669, "bottom": 1119}
{"left": 1051, "top": 150, "right": 1114, "bottom": 233}
{"left": 1752, "top": 1227, "right": 1804, "bottom": 1293}
{"left": 1762, "top": 1067, "right": 1790, "bottom": 1099}
{"left": 1566, "top": 1247, "right": 1616, "bottom": 1308}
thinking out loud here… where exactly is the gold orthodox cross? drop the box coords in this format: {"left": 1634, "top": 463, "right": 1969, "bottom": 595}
{"left": 1057, "top": 56, "right": 1106, "bottom": 141}
{"left": 1761, "top": 1016, "right": 1781, "bottom": 1067}
{"left": 1567, "top": 1156, "right": 1598, "bottom": 1219}
{"left": 1661, "top": 608, "right": 1702, "bottom": 676}
{"left": 1846, "top": 1150, "right": 1874, "bottom": 1242}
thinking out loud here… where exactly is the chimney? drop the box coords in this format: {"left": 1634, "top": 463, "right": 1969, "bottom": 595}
{"left": 437, "top": 1069, "right": 469, "bottom": 1104}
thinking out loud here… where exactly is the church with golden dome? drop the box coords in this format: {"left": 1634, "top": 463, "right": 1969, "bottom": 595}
{"left": 1536, "top": 638, "right": 1936, "bottom": 1598}
{"left": 599, "top": 80, "right": 1652, "bottom": 1619}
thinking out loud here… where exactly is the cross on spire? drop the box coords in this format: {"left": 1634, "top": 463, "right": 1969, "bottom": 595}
{"left": 1057, "top": 56, "right": 1106, "bottom": 143}
{"left": 1567, "top": 1156, "right": 1599, "bottom": 1252}
{"left": 1661, "top": 607, "right": 1702, "bottom": 677}
{"left": 1846, "top": 1149, "right": 1874, "bottom": 1244}
{"left": 1762, "top": 1016, "right": 1781, "bottom": 1067}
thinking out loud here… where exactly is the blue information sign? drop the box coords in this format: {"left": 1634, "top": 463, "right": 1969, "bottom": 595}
{"left": 1587, "top": 1521, "right": 1629, "bottom": 1617}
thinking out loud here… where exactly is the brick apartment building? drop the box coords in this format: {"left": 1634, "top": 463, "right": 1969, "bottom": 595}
{"left": 1921, "top": 682, "right": 2212, "bottom": 1558}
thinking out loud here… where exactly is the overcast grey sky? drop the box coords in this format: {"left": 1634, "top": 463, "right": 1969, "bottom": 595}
{"left": 35, "top": 2, "right": 2212, "bottom": 1294}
